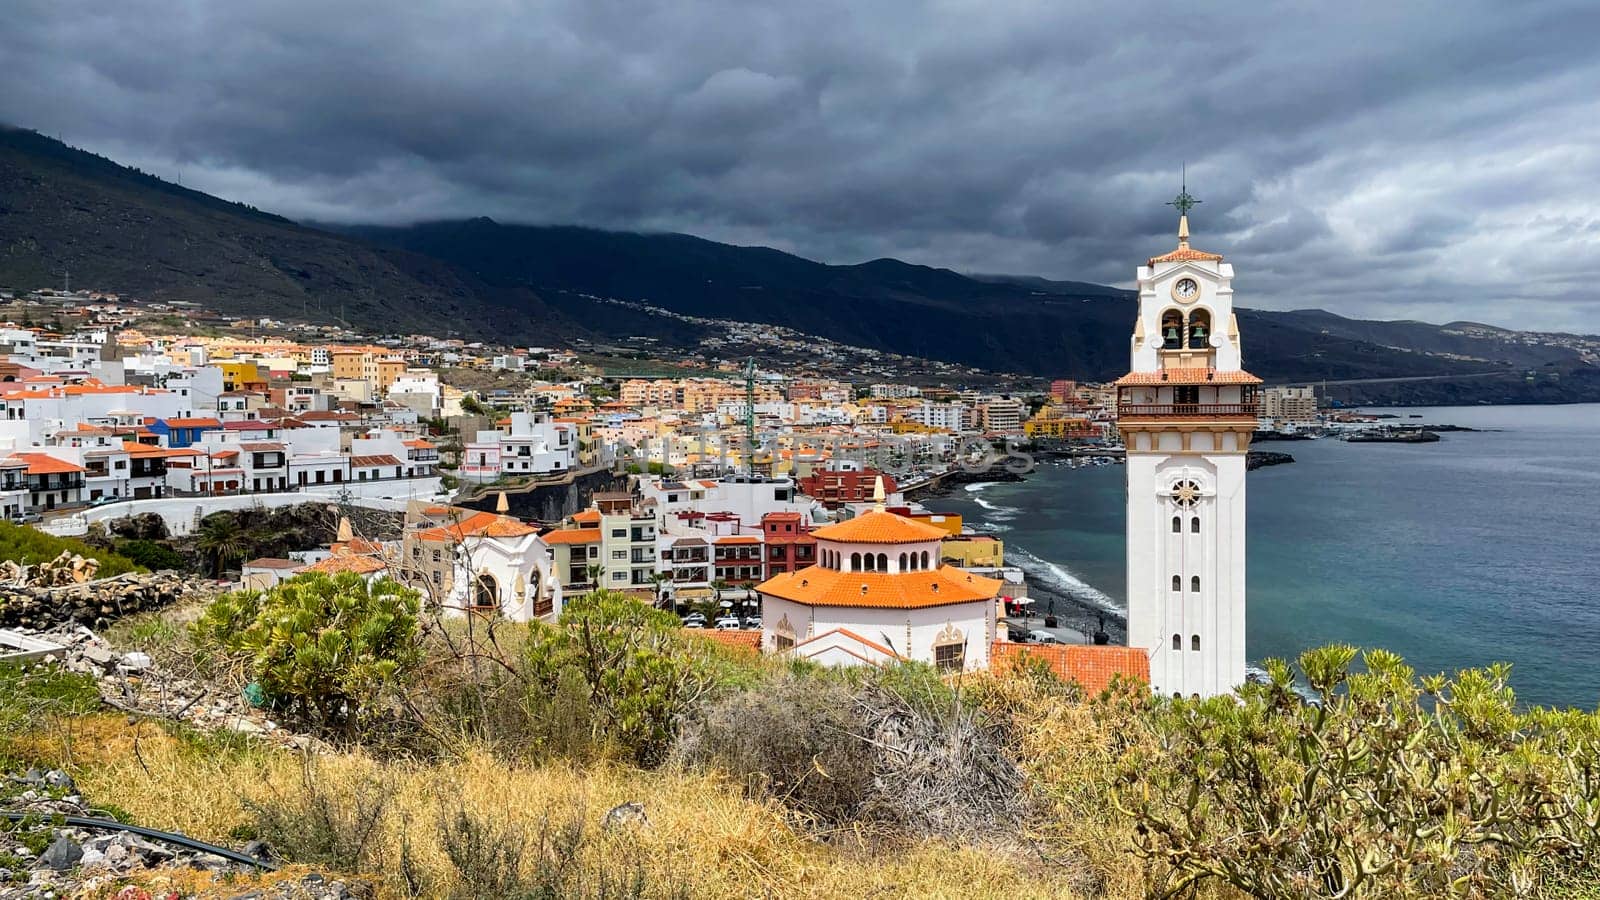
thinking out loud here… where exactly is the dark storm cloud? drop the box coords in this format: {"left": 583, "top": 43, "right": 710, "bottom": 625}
{"left": 5, "top": 0, "right": 1600, "bottom": 330}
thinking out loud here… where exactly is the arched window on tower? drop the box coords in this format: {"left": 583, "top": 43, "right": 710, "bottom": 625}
{"left": 1172, "top": 575, "right": 1181, "bottom": 592}
{"left": 1171, "top": 515, "right": 1181, "bottom": 533}
{"left": 850, "top": 552, "right": 861, "bottom": 571}
{"left": 876, "top": 553, "right": 888, "bottom": 572}
{"left": 1187, "top": 309, "right": 1211, "bottom": 349}
{"left": 898, "top": 552, "right": 908, "bottom": 571}
{"left": 1191, "top": 575, "right": 1201, "bottom": 592}
{"left": 1161, "top": 310, "right": 1184, "bottom": 349}
{"left": 921, "top": 550, "right": 930, "bottom": 569}
{"left": 1191, "top": 516, "right": 1200, "bottom": 533}
{"left": 1172, "top": 634, "right": 1181, "bottom": 650}
{"left": 1192, "top": 634, "right": 1200, "bottom": 651}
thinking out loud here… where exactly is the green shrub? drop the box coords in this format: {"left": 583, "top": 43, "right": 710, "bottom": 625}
{"left": 191, "top": 572, "right": 424, "bottom": 735}
{"left": 520, "top": 590, "right": 728, "bottom": 765}
{"left": 113, "top": 538, "right": 188, "bottom": 571}
{"left": 0, "top": 522, "right": 142, "bottom": 576}
{"left": 1117, "top": 645, "right": 1600, "bottom": 898}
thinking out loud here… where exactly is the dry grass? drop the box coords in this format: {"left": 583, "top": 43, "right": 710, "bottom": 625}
{"left": 68, "top": 727, "right": 1123, "bottom": 899}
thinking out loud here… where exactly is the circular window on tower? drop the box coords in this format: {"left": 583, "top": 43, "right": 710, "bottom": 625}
{"left": 1171, "top": 480, "right": 1202, "bottom": 507}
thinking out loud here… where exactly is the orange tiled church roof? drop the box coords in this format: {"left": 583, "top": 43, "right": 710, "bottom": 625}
{"left": 758, "top": 564, "right": 1001, "bottom": 610}
{"left": 810, "top": 509, "right": 948, "bottom": 544}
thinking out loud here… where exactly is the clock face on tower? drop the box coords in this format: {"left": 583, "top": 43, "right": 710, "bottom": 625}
{"left": 1172, "top": 277, "right": 1199, "bottom": 303}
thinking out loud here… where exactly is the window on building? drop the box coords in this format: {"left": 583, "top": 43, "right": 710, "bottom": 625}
{"left": 898, "top": 552, "right": 908, "bottom": 571}
{"left": 1172, "top": 634, "right": 1181, "bottom": 650}
{"left": 1191, "top": 517, "right": 1200, "bottom": 533}
{"left": 920, "top": 550, "right": 930, "bottom": 569}
{"left": 432, "top": 549, "right": 441, "bottom": 562}
{"left": 1171, "top": 516, "right": 1181, "bottom": 533}
{"left": 1192, "top": 576, "right": 1201, "bottom": 592}
{"left": 1172, "top": 575, "right": 1181, "bottom": 591}
{"left": 473, "top": 574, "right": 498, "bottom": 612}
{"left": 934, "top": 641, "right": 965, "bottom": 672}
{"left": 863, "top": 554, "right": 875, "bottom": 572}
{"left": 876, "top": 553, "right": 888, "bottom": 571}
{"left": 431, "top": 571, "right": 441, "bottom": 585}
{"left": 1192, "top": 634, "right": 1201, "bottom": 651}
{"left": 773, "top": 632, "right": 795, "bottom": 652}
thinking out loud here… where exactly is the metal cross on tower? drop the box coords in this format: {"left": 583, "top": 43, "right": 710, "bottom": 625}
{"left": 1167, "top": 164, "right": 1201, "bottom": 217}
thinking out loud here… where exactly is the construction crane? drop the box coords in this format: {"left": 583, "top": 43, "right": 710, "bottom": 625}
{"left": 744, "top": 356, "right": 757, "bottom": 476}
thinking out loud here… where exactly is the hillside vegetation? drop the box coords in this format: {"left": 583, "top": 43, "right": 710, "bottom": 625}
{"left": 0, "top": 521, "right": 142, "bottom": 576}
{"left": 5, "top": 578, "right": 1598, "bottom": 898}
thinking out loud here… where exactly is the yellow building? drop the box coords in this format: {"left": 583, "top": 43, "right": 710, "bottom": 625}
{"left": 940, "top": 533, "right": 1004, "bottom": 568}
{"left": 217, "top": 361, "right": 266, "bottom": 392}
{"left": 1024, "top": 406, "right": 1099, "bottom": 440}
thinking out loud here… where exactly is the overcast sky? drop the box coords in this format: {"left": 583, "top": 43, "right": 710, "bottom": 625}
{"left": 6, "top": 0, "right": 1600, "bottom": 331}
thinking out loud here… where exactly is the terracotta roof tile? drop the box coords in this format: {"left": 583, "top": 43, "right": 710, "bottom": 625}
{"left": 810, "top": 510, "right": 949, "bottom": 545}
{"left": 757, "top": 564, "right": 1001, "bottom": 610}
{"left": 302, "top": 554, "right": 388, "bottom": 575}
{"left": 350, "top": 454, "right": 403, "bottom": 467}
{"left": 11, "top": 453, "right": 86, "bottom": 475}
{"left": 1148, "top": 246, "right": 1224, "bottom": 265}
{"left": 1114, "top": 368, "right": 1262, "bottom": 386}
{"left": 989, "top": 642, "right": 1149, "bottom": 694}
{"left": 690, "top": 629, "right": 763, "bottom": 654}
{"left": 541, "top": 527, "right": 602, "bottom": 545}
{"left": 415, "top": 511, "right": 539, "bottom": 542}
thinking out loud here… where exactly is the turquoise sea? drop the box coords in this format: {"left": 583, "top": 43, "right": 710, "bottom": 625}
{"left": 936, "top": 404, "right": 1600, "bottom": 710}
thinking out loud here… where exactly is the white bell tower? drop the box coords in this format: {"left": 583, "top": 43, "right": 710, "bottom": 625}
{"left": 1117, "top": 183, "right": 1260, "bottom": 698}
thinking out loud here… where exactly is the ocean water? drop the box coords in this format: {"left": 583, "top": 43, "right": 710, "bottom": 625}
{"left": 936, "top": 404, "right": 1600, "bottom": 709}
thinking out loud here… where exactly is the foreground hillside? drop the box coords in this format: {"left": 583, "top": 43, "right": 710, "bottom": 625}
{"left": 5, "top": 570, "right": 1600, "bottom": 899}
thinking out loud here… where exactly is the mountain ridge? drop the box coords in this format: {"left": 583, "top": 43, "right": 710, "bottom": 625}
{"left": 1, "top": 126, "right": 1593, "bottom": 398}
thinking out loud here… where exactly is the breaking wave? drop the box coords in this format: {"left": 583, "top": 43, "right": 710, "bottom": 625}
{"left": 1005, "top": 545, "right": 1122, "bottom": 614}
{"left": 963, "top": 482, "right": 1019, "bottom": 522}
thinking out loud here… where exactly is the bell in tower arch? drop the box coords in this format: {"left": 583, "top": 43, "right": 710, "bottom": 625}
{"left": 1187, "top": 310, "right": 1211, "bottom": 349}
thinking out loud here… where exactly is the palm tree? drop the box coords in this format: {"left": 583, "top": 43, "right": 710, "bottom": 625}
{"left": 648, "top": 571, "right": 672, "bottom": 611}
{"left": 585, "top": 563, "right": 605, "bottom": 589}
{"left": 710, "top": 578, "right": 730, "bottom": 617}
{"left": 195, "top": 515, "right": 250, "bottom": 577}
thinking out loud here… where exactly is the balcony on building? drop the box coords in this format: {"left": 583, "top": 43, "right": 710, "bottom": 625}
{"left": 1115, "top": 369, "right": 1262, "bottom": 420}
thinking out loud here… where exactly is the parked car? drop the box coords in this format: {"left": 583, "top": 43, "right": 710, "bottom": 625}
{"left": 89, "top": 496, "right": 120, "bottom": 507}
{"left": 742, "top": 616, "right": 762, "bottom": 630}
{"left": 682, "top": 620, "right": 706, "bottom": 629}
{"left": 714, "top": 618, "right": 741, "bottom": 631}
{"left": 681, "top": 612, "right": 707, "bottom": 626}
{"left": 1027, "top": 630, "right": 1061, "bottom": 645}
{"left": 9, "top": 512, "right": 41, "bottom": 525}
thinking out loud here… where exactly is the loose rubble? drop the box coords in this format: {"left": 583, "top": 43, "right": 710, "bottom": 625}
{"left": 1, "top": 769, "right": 369, "bottom": 899}
{"left": 14, "top": 623, "right": 318, "bottom": 752}
{"left": 0, "top": 559, "right": 214, "bottom": 631}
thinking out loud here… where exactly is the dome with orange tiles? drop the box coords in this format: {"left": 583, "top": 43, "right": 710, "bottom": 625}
{"left": 809, "top": 509, "right": 949, "bottom": 545}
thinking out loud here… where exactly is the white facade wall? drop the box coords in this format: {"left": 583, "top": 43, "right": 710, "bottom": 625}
{"left": 760, "top": 594, "right": 993, "bottom": 671}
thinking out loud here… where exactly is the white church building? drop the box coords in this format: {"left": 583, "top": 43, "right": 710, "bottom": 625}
{"left": 1116, "top": 189, "right": 1259, "bottom": 698}
{"left": 755, "top": 483, "right": 1002, "bottom": 671}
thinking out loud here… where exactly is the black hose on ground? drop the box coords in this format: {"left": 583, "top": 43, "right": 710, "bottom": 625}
{"left": 0, "top": 810, "right": 277, "bottom": 870}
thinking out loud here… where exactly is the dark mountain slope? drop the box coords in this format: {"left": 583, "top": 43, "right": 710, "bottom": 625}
{"left": 347, "top": 218, "right": 1490, "bottom": 382}
{"left": 0, "top": 127, "right": 569, "bottom": 340}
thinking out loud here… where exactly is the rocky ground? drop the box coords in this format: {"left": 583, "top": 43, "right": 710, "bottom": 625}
{"left": 0, "top": 766, "right": 369, "bottom": 899}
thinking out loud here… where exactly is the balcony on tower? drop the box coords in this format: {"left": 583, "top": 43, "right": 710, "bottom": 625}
{"left": 1114, "top": 368, "right": 1263, "bottom": 421}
